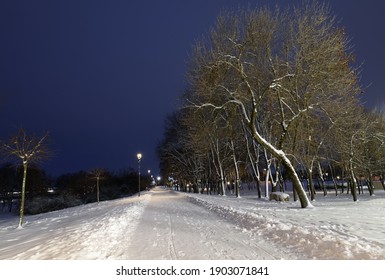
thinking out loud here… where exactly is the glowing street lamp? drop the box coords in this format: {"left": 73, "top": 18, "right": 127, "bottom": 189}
{"left": 137, "top": 153, "right": 142, "bottom": 197}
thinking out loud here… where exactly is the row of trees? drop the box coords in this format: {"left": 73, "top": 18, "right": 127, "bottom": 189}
{"left": 0, "top": 162, "right": 151, "bottom": 218}
{"left": 0, "top": 128, "right": 150, "bottom": 227}
{"left": 158, "top": 2, "right": 385, "bottom": 208}
{"left": 55, "top": 168, "right": 151, "bottom": 203}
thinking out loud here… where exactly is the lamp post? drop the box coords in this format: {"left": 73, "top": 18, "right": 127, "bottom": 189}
{"left": 137, "top": 153, "right": 142, "bottom": 197}
{"left": 148, "top": 170, "right": 151, "bottom": 189}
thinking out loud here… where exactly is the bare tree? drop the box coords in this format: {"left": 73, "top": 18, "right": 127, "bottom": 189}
{"left": 187, "top": 2, "right": 361, "bottom": 208}
{"left": 89, "top": 168, "right": 106, "bottom": 203}
{"left": 371, "top": 107, "right": 385, "bottom": 191}
{"left": 0, "top": 128, "right": 50, "bottom": 228}
{"left": 159, "top": 2, "right": 369, "bottom": 209}
{"left": 158, "top": 110, "right": 205, "bottom": 193}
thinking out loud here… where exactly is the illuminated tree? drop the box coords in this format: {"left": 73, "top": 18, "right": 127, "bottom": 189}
{"left": 187, "top": 2, "right": 360, "bottom": 208}
{"left": 0, "top": 128, "right": 50, "bottom": 227}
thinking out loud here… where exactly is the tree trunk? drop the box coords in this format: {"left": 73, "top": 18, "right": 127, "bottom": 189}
{"left": 317, "top": 162, "right": 327, "bottom": 196}
{"left": 380, "top": 174, "right": 385, "bottom": 191}
{"left": 357, "top": 177, "right": 363, "bottom": 195}
{"left": 281, "top": 157, "right": 312, "bottom": 207}
{"left": 270, "top": 161, "right": 278, "bottom": 193}
{"left": 194, "top": 179, "right": 199, "bottom": 193}
{"left": 256, "top": 179, "right": 262, "bottom": 199}
{"left": 307, "top": 167, "right": 316, "bottom": 201}
{"left": 318, "top": 176, "right": 327, "bottom": 196}
{"left": 367, "top": 170, "right": 374, "bottom": 196}
{"left": 265, "top": 166, "right": 270, "bottom": 199}
{"left": 231, "top": 140, "right": 241, "bottom": 198}
{"left": 219, "top": 166, "right": 226, "bottom": 196}
{"left": 349, "top": 160, "right": 358, "bottom": 201}
{"left": 342, "top": 168, "right": 346, "bottom": 194}
{"left": 245, "top": 129, "right": 262, "bottom": 199}
{"left": 293, "top": 182, "right": 298, "bottom": 201}
{"left": 19, "top": 162, "right": 28, "bottom": 228}
{"left": 331, "top": 175, "right": 338, "bottom": 196}
{"left": 328, "top": 162, "right": 339, "bottom": 196}
{"left": 249, "top": 111, "right": 311, "bottom": 208}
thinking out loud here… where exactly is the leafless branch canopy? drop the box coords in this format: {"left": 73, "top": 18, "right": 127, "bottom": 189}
{"left": 0, "top": 127, "right": 51, "bottom": 166}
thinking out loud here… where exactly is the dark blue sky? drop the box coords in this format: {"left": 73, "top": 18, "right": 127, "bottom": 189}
{"left": 0, "top": 0, "right": 384, "bottom": 176}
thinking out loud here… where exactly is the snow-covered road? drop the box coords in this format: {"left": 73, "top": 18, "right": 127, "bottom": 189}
{"left": 125, "top": 187, "right": 291, "bottom": 259}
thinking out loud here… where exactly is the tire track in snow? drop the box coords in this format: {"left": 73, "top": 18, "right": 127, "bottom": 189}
{"left": 167, "top": 213, "right": 178, "bottom": 260}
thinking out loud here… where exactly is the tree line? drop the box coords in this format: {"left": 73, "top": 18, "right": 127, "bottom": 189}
{"left": 0, "top": 161, "right": 151, "bottom": 216}
{"left": 157, "top": 2, "right": 385, "bottom": 208}
{"left": 0, "top": 128, "right": 150, "bottom": 227}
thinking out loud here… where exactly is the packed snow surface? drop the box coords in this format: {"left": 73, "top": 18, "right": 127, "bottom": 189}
{"left": 1, "top": 187, "right": 384, "bottom": 259}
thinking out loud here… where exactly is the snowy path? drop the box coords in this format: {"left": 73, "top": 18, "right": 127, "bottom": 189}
{"left": 2, "top": 187, "right": 384, "bottom": 260}
{"left": 125, "top": 187, "right": 291, "bottom": 259}
{"left": 0, "top": 187, "right": 291, "bottom": 260}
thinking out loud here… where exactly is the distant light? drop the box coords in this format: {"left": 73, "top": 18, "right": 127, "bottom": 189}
{"left": 137, "top": 153, "right": 142, "bottom": 160}
{"left": 157, "top": 176, "right": 161, "bottom": 181}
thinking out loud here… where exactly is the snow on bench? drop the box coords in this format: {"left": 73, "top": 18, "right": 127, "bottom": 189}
{"left": 269, "top": 192, "right": 290, "bottom": 202}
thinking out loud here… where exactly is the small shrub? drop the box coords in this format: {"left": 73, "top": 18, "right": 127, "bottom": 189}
{"left": 25, "top": 193, "right": 82, "bottom": 215}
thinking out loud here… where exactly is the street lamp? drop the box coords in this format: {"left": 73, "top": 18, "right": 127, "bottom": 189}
{"left": 137, "top": 153, "right": 142, "bottom": 197}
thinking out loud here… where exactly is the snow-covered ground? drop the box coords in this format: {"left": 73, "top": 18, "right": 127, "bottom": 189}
{"left": 185, "top": 189, "right": 385, "bottom": 259}
{"left": 1, "top": 187, "right": 384, "bottom": 259}
{"left": 0, "top": 194, "right": 149, "bottom": 259}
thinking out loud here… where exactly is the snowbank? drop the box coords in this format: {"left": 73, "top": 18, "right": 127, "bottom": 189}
{"left": 0, "top": 194, "right": 150, "bottom": 259}
{"left": 185, "top": 190, "right": 385, "bottom": 260}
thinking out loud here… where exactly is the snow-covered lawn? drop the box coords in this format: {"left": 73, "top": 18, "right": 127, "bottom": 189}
{"left": 0, "top": 194, "right": 150, "bottom": 259}
{"left": 185, "top": 189, "right": 385, "bottom": 259}
{"left": 1, "top": 187, "right": 384, "bottom": 260}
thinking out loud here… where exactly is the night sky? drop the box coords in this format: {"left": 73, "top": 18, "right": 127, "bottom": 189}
{"left": 0, "top": 0, "right": 384, "bottom": 177}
